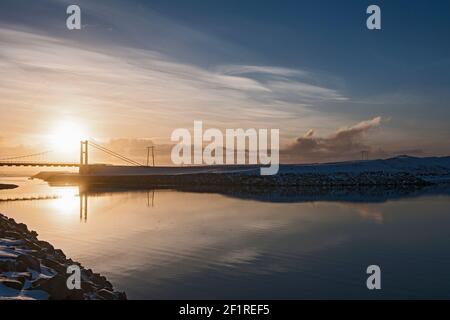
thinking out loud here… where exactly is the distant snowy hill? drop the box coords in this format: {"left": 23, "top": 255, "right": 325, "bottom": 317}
{"left": 280, "top": 155, "right": 450, "bottom": 174}
{"left": 275, "top": 156, "right": 450, "bottom": 184}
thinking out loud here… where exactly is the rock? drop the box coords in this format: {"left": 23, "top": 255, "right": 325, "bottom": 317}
{"left": 23, "top": 238, "right": 42, "bottom": 251}
{"left": 96, "top": 289, "right": 117, "bottom": 300}
{"left": 33, "top": 274, "right": 71, "bottom": 300}
{"left": 11, "top": 272, "right": 32, "bottom": 284}
{"left": 33, "top": 274, "right": 84, "bottom": 300}
{"left": 4, "top": 230, "right": 22, "bottom": 239}
{"left": 0, "top": 278, "right": 23, "bottom": 290}
{"left": 15, "top": 223, "right": 29, "bottom": 233}
{"left": 16, "top": 254, "right": 41, "bottom": 272}
{"left": 104, "top": 280, "right": 113, "bottom": 290}
{"left": 10, "top": 275, "right": 27, "bottom": 288}
{"left": 53, "top": 249, "right": 66, "bottom": 260}
{"left": 29, "top": 249, "right": 46, "bottom": 259}
{"left": 117, "top": 292, "right": 127, "bottom": 300}
{"left": 84, "top": 268, "right": 93, "bottom": 277}
{"left": 43, "top": 258, "right": 66, "bottom": 273}
{"left": 81, "top": 280, "right": 95, "bottom": 292}
{"left": 38, "top": 241, "right": 55, "bottom": 254}
{"left": 68, "top": 289, "right": 85, "bottom": 300}
{"left": 0, "top": 260, "right": 16, "bottom": 272}
{"left": 99, "top": 275, "right": 108, "bottom": 285}
{"left": 0, "top": 213, "right": 127, "bottom": 300}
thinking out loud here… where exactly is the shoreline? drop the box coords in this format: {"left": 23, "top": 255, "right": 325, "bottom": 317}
{"left": 0, "top": 213, "right": 127, "bottom": 300}
{"left": 33, "top": 156, "right": 450, "bottom": 188}
{"left": 0, "top": 184, "right": 18, "bottom": 190}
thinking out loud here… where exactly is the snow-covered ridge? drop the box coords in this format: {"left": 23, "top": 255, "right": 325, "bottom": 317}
{"left": 278, "top": 155, "right": 450, "bottom": 175}
{"left": 274, "top": 155, "right": 450, "bottom": 183}
{"left": 37, "top": 156, "right": 450, "bottom": 187}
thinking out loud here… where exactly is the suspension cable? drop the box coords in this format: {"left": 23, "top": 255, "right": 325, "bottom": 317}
{"left": 90, "top": 144, "right": 141, "bottom": 166}
{"left": 0, "top": 150, "right": 53, "bottom": 161}
{"left": 90, "top": 144, "right": 142, "bottom": 166}
{"left": 89, "top": 141, "right": 142, "bottom": 165}
{"left": 88, "top": 141, "right": 143, "bottom": 166}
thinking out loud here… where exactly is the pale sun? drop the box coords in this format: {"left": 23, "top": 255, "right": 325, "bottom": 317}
{"left": 49, "top": 121, "right": 88, "bottom": 153}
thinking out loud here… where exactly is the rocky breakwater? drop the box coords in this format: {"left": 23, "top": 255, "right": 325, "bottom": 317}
{"left": 0, "top": 184, "right": 18, "bottom": 190}
{"left": 0, "top": 213, "right": 126, "bottom": 300}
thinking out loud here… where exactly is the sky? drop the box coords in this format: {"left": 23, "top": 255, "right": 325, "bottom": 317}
{"left": 0, "top": 0, "right": 450, "bottom": 164}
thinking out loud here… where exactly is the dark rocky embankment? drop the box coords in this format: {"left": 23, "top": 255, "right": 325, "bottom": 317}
{"left": 35, "top": 156, "right": 450, "bottom": 188}
{"left": 0, "top": 213, "right": 126, "bottom": 300}
{"left": 0, "top": 184, "right": 18, "bottom": 190}
{"left": 40, "top": 170, "right": 433, "bottom": 188}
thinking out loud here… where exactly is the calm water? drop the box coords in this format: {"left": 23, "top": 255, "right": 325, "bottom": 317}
{"left": 1, "top": 177, "right": 450, "bottom": 299}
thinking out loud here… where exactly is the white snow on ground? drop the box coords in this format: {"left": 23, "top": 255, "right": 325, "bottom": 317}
{"left": 0, "top": 240, "right": 32, "bottom": 258}
{"left": 1, "top": 238, "right": 51, "bottom": 300}
{"left": 0, "top": 283, "right": 48, "bottom": 300}
{"left": 279, "top": 156, "right": 450, "bottom": 174}
{"left": 80, "top": 156, "right": 450, "bottom": 182}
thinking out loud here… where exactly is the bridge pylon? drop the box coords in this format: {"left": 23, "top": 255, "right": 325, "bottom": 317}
{"left": 80, "top": 140, "right": 88, "bottom": 174}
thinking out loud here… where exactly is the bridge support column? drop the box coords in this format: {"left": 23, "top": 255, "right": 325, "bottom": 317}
{"left": 80, "top": 140, "right": 88, "bottom": 174}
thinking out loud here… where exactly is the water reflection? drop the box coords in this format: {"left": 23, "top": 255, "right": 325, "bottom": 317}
{"left": 76, "top": 191, "right": 154, "bottom": 222}
{"left": 80, "top": 192, "right": 87, "bottom": 222}
{"left": 1, "top": 177, "right": 450, "bottom": 299}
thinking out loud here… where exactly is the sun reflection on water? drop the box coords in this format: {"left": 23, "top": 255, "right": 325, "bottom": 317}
{"left": 51, "top": 187, "right": 79, "bottom": 215}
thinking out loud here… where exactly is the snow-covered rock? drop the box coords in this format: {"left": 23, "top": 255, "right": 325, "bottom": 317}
{"left": 0, "top": 214, "right": 126, "bottom": 300}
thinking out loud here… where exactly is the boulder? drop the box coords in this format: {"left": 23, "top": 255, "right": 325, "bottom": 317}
{"left": 23, "top": 238, "right": 42, "bottom": 251}
{"left": 0, "top": 213, "right": 126, "bottom": 300}
{"left": 16, "top": 254, "right": 41, "bottom": 272}
{"left": 15, "top": 223, "right": 29, "bottom": 233}
{"left": 43, "top": 258, "right": 66, "bottom": 273}
{"left": 0, "top": 260, "right": 16, "bottom": 272}
{"left": 96, "top": 289, "right": 117, "bottom": 300}
{"left": 4, "top": 230, "right": 22, "bottom": 239}
{"left": 33, "top": 275, "right": 73, "bottom": 300}
{"left": 53, "top": 249, "right": 66, "bottom": 260}
{"left": 38, "top": 241, "right": 55, "bottom": 254}
{"left": 0, "top": 278, "right": 23, "bottom": 290}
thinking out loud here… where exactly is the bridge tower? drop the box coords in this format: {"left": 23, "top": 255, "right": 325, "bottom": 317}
{"left": 80, "top": 140, "right": 88, "bottom": 174}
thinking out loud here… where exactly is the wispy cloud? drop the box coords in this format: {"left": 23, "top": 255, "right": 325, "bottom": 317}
{"left": 0, "top": 26, "right": 348, "bottom": 144}
{"left": 217, "top": 65, "right": 308, "bottom": 77}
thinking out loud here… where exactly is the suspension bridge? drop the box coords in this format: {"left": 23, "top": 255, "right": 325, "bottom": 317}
{"left": 0, "top": 140, "right": 149, "bottom": 170}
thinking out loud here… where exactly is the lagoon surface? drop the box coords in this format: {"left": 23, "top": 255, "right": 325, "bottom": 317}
{"left": 1, "top": 177, "right": 450, "bottom": 299}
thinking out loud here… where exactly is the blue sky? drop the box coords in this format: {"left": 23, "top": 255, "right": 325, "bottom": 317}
{"left": 0, "top": 0, "right": 449, "bottom": 162}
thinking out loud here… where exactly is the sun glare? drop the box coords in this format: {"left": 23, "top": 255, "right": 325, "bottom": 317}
{"left": 50, "top": 121, "right": 87, "bottom": 153}
{"left": 51, "top": 187, "right": 80, "bottom": 216}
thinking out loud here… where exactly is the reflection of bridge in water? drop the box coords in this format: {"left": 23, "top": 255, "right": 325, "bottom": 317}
{"left": 0, "top": 189, "right": 156, "bottom": 223}
{"left": 78, "top": 190, "right": 155, "bottom": 222}
{"left": 0, "top": 195, "right": 60, "bottom": 202}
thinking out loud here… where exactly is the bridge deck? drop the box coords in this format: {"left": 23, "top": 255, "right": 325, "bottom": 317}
{"left": 0, "top": 162, "right": 80, "bottom": 167}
